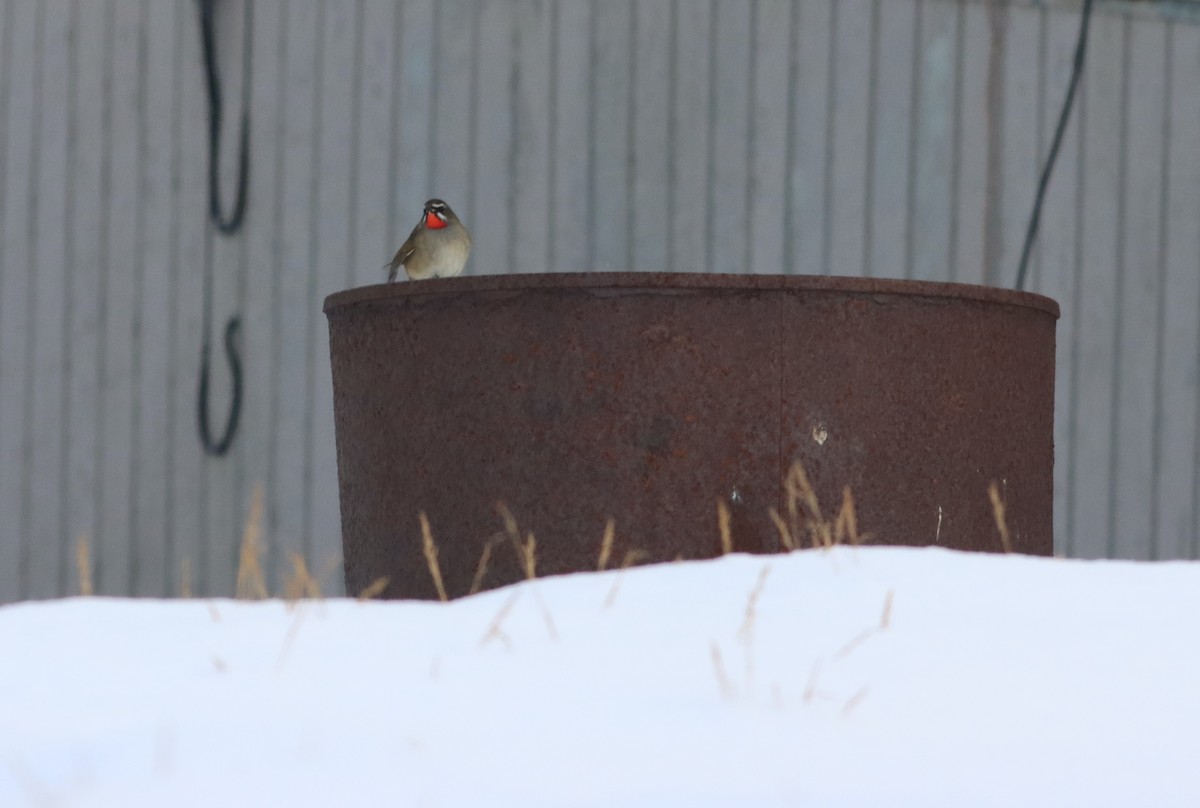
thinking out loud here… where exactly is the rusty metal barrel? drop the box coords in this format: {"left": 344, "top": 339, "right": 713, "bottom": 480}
{"left": 324, "top": 273, "right": 1058, "bottom": 600}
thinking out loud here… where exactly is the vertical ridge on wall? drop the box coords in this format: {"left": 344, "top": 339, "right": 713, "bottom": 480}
{"left": 1160, "top": 23, "right": 1200, "bottom": 561}
{"left": 29, "top": 0, "right": 70, "bottom": 599}
{"left": 275, "top": 0, "right": 319, "bottom": 579}
{"left": 1073, "top": 10, "right": 1123, "bottom": 559}
{"left": 1115, "top": 18, "right": 1168, "bottom": 561}
{"left": 955, "top": 2, "right": 988, "bottom": 285}
{"left": 0, "top": 0, "right": 36, "bottom": 601}
{"left": 748, "top": 0, "right": 790, "bottom": 278}
{"left": 133, "top": 0, "right": 177, "bottom": 596}
{"left": 870, "top": 0, "right": 917, "bottom": 281}
{"left": 98, "top": 0, "right": 142, "bottom": 595}
{"left": 631, "top": 0, "right": 671, "bottom": 276}
{"left": 308, "top": 0, "right": 357, "bottom": 582}
{"left": 204, "top": 0, "right": 249, "bottom": 596}
{"left": 244, "top": 0, "right": 285, "bottom": 592}
{"left": 669, "top": 0, "right": 711, "bottom": 276}
{"left": 551, "top": 0, "right": 588, "bottom": 273}
{"left": 394, "top": 0, "right": 434, "bottom": 259}
{"left": 171, "top": 0, "right": 209, "bottom": 596}
{"left": 472, "top": 0, "right": 513, "bottom": 277}
{"left": 351, "top": 0, "right": 396, "bottom": 290}
{"left": 790, "top": 0, "right": 832, "bottom": 278}
{"left": 710, "top": 0, "right": 751, "bottom": 275}
{"left": 828, "top": 0, "right": 872, "bottom": 280}
{"left": 592, "top": 0, "right": 632, "bottom": 273}
{"left": 432, "top": 0, "right": 473, "bottom": 240}
{"left": 512, "top": 0, "right": 552, "bottom": 277}
{"left": 66, "top": 0, "right": 107, "bottom": 598}
{"left": 911, "top": 0, "right": 959, "bottom": 283}
{"left": 1040, "top": 7, "right": 1084, "bottom": 559}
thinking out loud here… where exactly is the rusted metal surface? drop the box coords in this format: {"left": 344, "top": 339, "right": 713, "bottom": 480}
{"left": 325, "top": 273, "right": 1058, "bottom": 600}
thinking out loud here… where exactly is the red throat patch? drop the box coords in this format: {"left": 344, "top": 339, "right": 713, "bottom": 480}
{"left": 425, "top": 211, "right": 447, "bottom": 230}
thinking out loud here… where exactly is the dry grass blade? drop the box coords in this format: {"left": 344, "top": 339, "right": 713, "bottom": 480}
{"left": 803, "top": 661, "right": 822, "bottom": 704}
{"left": 468, "top": 533, "right": 506, "bottom": 596}
{"left": 75, "top": 534, "right": 93, "bottom": 596}
{"left": 419, "top": 511, "right": 449, "bottom": 601}
{"left": 835, "top": 628, "right": 877, "bottom": 659}
{"left": 767, "top": 507, "right": 795, "bottom": 551}
{"left": 833, "top": 486, "right": 862, "bottom": 546}
{"left": 275, "top": 604, "right": 309, "bottom": 672}
{"left": 597, "top": 518, "right": 615, "bottom": 571}
{"left": 283, "top": 553, "right": 322, "bottom": 602}
{"left": 180, "top": 558, "right": 193, "bottom": 599}
{"left": 737, "top": 565, "right": 772, "bottom": 645}
{"left": 496, "top": 501, "right": 521, "bottom": 543}
{"left": 710, "top": 642, "right": 736, "bottom": 701}
{"left": 479, "top": 590, "right": 521, "bottom": 650}
{"left": 620, "top": 549, "right": 649, "bottom": 569}
{"left": 496, "top": 502, "right": 538, "bottom": 580}
{"left": 786, "top": 462, "right": 827, "bottom": 548}
{"left": 987, "top": 481, "right": 1013, "bottom": 554}
{"left": 357, "top": 577, "right": 390, "bottom": 601}
{"left": 737, "top": 564, "right": 772, "bottom": 688}
{"left": 603, "top": 549, "right": 650, "bottom": 609}
{"left": 842, "top": 687, "right": 869, "bottom": 717}
{"left": 534, "top": 589, "right": 560, "bottom": 643}
{"left": 517, "top": 533, "right": 538, "bottom": 580}
{"left": 880, "top": 589, "right": 895, "bottom": 630}
{"left": 235, "top": 483, "right": 268, "bottom": 600}
{"left": 717, "top": 500, "right": 733, "bottom": 555}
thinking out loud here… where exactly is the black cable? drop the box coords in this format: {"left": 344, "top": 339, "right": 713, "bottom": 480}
{"left": 198, "top": 318, "right": 243, "bottom": 456}
{"left": 1014, "top": 0, "right": 1094, "bottom": 291}
{"left": 197, "top": 0, "right": 250, "bottom": 234}
{"left": 195, "top": 0, "right": 250, "bottom": 457}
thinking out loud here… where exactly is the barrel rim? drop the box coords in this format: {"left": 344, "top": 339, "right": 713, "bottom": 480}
{"left": 323, "top": 272, "right": 1060, "bottom": 319}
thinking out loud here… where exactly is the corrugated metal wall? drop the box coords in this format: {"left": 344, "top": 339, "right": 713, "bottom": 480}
{"left": 1, "top": 0, "right": 1198, "bottom": 601}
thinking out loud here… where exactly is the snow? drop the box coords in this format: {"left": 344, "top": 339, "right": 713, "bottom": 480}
{"left": 3, "top": 546, "right": 1200, "bottom": 807}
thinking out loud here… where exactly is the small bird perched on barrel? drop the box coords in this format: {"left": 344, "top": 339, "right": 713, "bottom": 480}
{"left": 385, "top": 198, "right": 472, "bottom": 282}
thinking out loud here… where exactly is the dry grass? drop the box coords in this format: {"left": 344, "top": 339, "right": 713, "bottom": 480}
{"left": 772, "top": 462, "right": 868, "bottom": 551}
{"left": 710, "top": 642, "right": 736, "bottom": 701}
{"left": 419, "top": 511, "right": 449, "bottom": 602}
{"left": 737, "top": 565, "right": 771, "bottom": 648}
{"left": 283, "top": 553, "right": 322, "bottom": 602}
{"left": 603, "top": 549, "right": 650, "bottom": 608}
{"left": 767, "top": 507, "right": 795, "bottom": 551}
{"left": 987, "top": 481, "right": 1013, "bottom": 553}
{"left": 180, "top": 558, "right": 193, "bottom": 598}
{"left": 880, "top": 588, "right": 894, "bottom": 629}
{"left": 517, "top": 533, "right": 538, "bottom": 580}
{"left": 717, "top": 500, "right": 733, "bottom": 555}
{"left": 235, "top": 483, "right": 269, "bottom": 600}
{"left": 842, "top": 687, "right": 869, "bottom": 717}
{"left": 468, "top": 533, "right": 507, "bottom": 596}
{"left": 737, "top": 564, "right": 772, "bottom": 687}
{"left": 597, "top": 518, "right": 615, "bottom": 571}
{"left": 833, "top": 485, "right": 867, "bottom": 546}
{"left": 479, "top": 590, "right": 521, "bottom": 650}
{"left": 496, "top": 502, "right": 538, "bottom": 580}
{"left": 75, "top": 534, "right": 93, "bottom": 596}
{"left": 836, "top": 589, "right": 896, "bottom": 659}
{"left": 534, "top": 589, "right": 560, "bottom": 643}
{"left": 357, "top": 577, "right": 390, "bottom": 600}
{"left": 275, "top": 605, "right": 309, "bottom": 672}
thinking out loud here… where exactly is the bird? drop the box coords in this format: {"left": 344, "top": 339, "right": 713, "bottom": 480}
{"left": 385, "top": 198, "right": 472, "bottom": 282}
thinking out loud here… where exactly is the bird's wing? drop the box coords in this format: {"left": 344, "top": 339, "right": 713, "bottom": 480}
{"left": 385, "top": 232, "right": 418, "bottom": 282}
